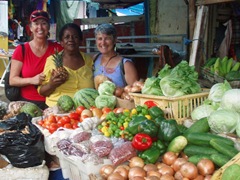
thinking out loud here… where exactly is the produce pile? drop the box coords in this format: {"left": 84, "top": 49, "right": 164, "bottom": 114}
{"left": 202, "top": 56, "right": 240, "bottom": 82}
{"left": 1, "top": 60, "right": 240, "bottom": 179}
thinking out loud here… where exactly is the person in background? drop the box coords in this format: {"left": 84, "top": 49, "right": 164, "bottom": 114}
{"left": 38, "top": 23, "right": 94, "bottom": 107}
{"left": 10, "top": 10, "right": 63, "bottom": 110}
{"left": 93, "top": 23, "right": 139, "bottom": 88}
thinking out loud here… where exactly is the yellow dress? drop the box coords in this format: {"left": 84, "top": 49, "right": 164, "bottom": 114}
{"left": 39, "top": 51, "right": 94, "bottom": 107}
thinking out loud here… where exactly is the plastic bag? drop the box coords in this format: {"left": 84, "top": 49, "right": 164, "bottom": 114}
{"left": 0, "top": 113, "right": 45, "bottom": 168}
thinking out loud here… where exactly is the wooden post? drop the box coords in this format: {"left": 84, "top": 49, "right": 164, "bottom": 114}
{"left": 189, "top": 5, "right": 209, "bottom": 72}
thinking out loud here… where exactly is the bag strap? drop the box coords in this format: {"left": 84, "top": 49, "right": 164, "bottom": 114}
{"left": 120, "top": 58, "right": 127, "bottom": 85}
{"left": 21, "top": 44, "right": 25, "bottom": 59}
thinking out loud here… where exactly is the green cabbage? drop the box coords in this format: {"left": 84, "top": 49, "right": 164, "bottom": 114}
{"left": 141, "top": 77, "right": 163, "bottom": 96}
{"left": 208, "top": 80, "right": 232, "bottom": 103}
{"left": 208, "top": 109, "right": 240, "bottom": 134}
{"left": 191, "top": 104, "right": 215, "bottom": 121}
{"left": 221, "top": 89, "right": 240, "bottom": 113}
{"left": 95, "top": 95, "right": 117, "bottom": 109}
{"left": 98, "top": 81, "right": 116, "bottom": 95}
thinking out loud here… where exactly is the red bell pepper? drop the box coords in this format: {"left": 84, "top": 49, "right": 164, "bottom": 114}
{"left": 132, "top": 133, "right": 153, "bottom": 151}
{"left": 144, "top": 100, "right": 157, "bottom": 108}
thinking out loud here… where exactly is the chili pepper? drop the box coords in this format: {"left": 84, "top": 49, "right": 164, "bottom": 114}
{"left": 138, "top": 145, "right": 161, "bottom": 164}
{"left": 138, "top": 119, "right": 158, "bottom": 138}
{"left": 148, "top": 106, "right": 164, "bottom": 120}
{"left": 132, "top": 133, "right": 152, "bottom": 151}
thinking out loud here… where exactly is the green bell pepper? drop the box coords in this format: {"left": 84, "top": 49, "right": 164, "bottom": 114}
{"left": 152, "top": 139, "right": 166, "bottom": 155}
{"left": 138, "top": 120, "right": 158, "bottom": 138}
{"left": 138, "top": 145, "right": 161, "bottom": 164}
{"left": 157, "top": 119, "right": 181, "bottom": 142}
{"left": 153, "top": 116, "right": 166, "bottom": 127}
{"left": 126, "top": 116, "right": 147, "bottom": 135}
{"left": 148, "top": 106, "right": 164, "bottom": 120}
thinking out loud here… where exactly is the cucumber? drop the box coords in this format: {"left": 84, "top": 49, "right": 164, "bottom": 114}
{"left": 184, "top": 117, "right": 210, "bottom": 134}
{"left": 188, "top": 154, "right": 211, "bottom": 165}
{"left": 210, "top": 153, "right": 231, "bottom": 167}
{"left": 184, "top": 132, "right": 234, "bottom": 146}
{"left": 209, "top": 139, "right": 238, "bottom": 159}
{"left": 167, "top": 135, "right": 188, "bottom": 153}
{"left": 183, "top": 144, "right": 219, "bottom": 157}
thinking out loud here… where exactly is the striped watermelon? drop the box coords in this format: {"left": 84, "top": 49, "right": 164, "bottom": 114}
{"left": 73, "top": 88, "right": 99, "bottom": 109}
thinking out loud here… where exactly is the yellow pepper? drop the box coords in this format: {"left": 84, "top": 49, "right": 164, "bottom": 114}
{"left": 145, "top": 114, "right": 151, "bottom": 120}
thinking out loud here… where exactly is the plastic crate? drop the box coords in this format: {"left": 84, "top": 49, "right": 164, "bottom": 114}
{"left": 56, "top": 150, "right": 111, "bottom": 180}
{"left": 129, "top": 89, "right": 209, "bottom": 124}
{"left": 212, "top": 152, "right": 240, "bottom": 180}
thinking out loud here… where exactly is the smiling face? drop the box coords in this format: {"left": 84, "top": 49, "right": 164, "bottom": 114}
{"left": 95, "top": 33, "right": 117, "bottom": 54}
{"left": 30, "top": 19, "right": 49, "bottom": 39}
{"left": 60, "top": 27, "right": 81, "bottom": 52}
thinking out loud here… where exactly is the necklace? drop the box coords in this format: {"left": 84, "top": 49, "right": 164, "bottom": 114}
{"left": 102, "top": 53, "right": 118, "bottom": 73}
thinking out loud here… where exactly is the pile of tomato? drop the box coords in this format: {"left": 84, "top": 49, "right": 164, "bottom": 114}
{"left": 37, "top": 106, "right": 114, "bottom": 134}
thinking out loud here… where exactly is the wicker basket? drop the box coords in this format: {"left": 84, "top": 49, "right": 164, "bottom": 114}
{"left": 212, "top": 152, "right": 240, "bottom": 180}
{"left": 201, "top": 68, "right": 240, "bottom": 88}
{"left": 129, "top": 89, "right": 209, "bottom": 124}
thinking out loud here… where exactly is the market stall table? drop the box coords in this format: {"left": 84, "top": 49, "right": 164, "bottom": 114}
{"left": 0, "top": 54, "right": 12, "bottom": 87}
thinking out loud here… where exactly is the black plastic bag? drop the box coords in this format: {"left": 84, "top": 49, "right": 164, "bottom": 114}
{"left": 0, "top": 113, "right": 45, "bottom": 168}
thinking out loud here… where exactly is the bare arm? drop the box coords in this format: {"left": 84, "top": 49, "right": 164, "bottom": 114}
{"left": 39, "top": 69, "right": 66, "bottom": 97}
{"left": 9, "top": 59, "right": 45, "bottom": 87}
{"left": 124, "top": 61, "right": 139, "bottom": 85}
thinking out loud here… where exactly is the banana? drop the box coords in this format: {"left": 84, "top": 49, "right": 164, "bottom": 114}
{"left": 220, "top": 56, "right": 228, "bottom": 76}
{"left": 213, "top": 58, "right": 220, "bottom": 75}
{"left": 226, "top": 58, "right": 233, "bottom": 73}
{"left": 231, "top": 62, "right": 240, "bottom": 71}
{"left": 204, "top": 57, "right": 217, "bottom": 68}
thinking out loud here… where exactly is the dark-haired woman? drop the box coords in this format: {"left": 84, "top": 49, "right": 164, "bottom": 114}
{"left": 38, "top": 23, "right": 94, "bottom": 107}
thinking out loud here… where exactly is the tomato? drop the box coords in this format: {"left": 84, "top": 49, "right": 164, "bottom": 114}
{"left": 102, "top": 107, "right": 112, "bottom": 114}
{"left": 64, "top": 123, "right": 72, "bottom": 129}
{"left": 75, "top": 106, "right": 86, "bottom": 115}
{"left": 72, "top": 122, "right": 79, "bottom": 129}
{"left": 49, "top": 123, "right": 58, "bottom": 134}
{"left": 38, "top": 120, "right": 44, "bottom": 126}
{"left": 70, "top": 119, "right": 78, "bottom": 125}
{"left": 47, "top": 115, "right": 57, "bottom": 123}
{"left": 69, "top": 112, "right": 80, "bottom": 120}
{"left": 62, "top": 116, "right": 71, "bottom": 124}
{"left": 144, "top": 100, "right": 157, "bottom": 108}
{"left": 55, "top": 116, "right": 62, "bottom": 122}
{"left": 57, "top": 119, "right": 65, "bottom": 127}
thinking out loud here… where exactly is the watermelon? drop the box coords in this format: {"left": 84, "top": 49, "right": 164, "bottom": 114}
{"left": 73, "top": 88, "right": 99, "bottom": 109}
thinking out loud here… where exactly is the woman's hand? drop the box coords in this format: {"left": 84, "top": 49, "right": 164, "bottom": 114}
{"left": 32, "top": 72, "right": 46, "bottom": 85}
{"left": 49, "top": 69, "right": 67, "bottom": 88}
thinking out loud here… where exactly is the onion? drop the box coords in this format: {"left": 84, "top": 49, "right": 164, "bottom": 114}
{"left": 129, "top": 156, "right": 145, "bottom": 168}
{"left": 130, "top": 86, "right": 142, "bottom": 93}
{"left": 159, "top": 174, "right": 175, "bottom": 180}
{"left": 133, "top": 81, "right": 144, "bottom": 89}
{"left": 91, "top": 108, "right": 103, "bottom": 118}
{"left": 147, "top": 170, "right": 161, "bottom": 178}
{"left": 197, "top": 159, "right": 215, "bottom": 176}
{"left": 124, "top": 85, "right": 133, "bottom": 93}
{"left": 117, "top": 164, "right": 130, "bottom": 171}
{"left": 204, "top": 175, "right": 212, "bottom": 180}
{"left": 143, "top": 164, "right": 158, "bottom": 172}
{"left": 158, "top": 164, "right": 174, "bottom": 176}
{"left": 193, "top": 175, "right": 204, "bottom": 180}
{"left": 81, "top": 109, "right": 93, "bottom": 117}
{"left": 114, "top": 87, "right": 124, "bottom": 97}
{"left": 172, "top": 157, "right": 188, "bottom": 172}
{"left": 174, "top": 171, "right": 184, "bottom": 180}
{"left": 99, "top": 164, "right": 115, "bottom": 179}
{"left": 128, "top": 167, "right": 146, "bottom": 179}
{"left": 156, "top": 162, "right": 168, "bottom": 170}
{"left": 180, "top": 162, "right": 198, "bottom": 179}
{"left": 129, "top": 176, "right": 145, "bottom": 180}
{"left": 114, "top": 166, "right": 129, "bottom": 180}
{"left": 145, "top": 176, "right": 160, "bottom": 180}
{"left": 162, "top": 152, "right": 178, "bottom": 166}
{"left": 107, "top": 172, "right": 124, "bottom": 180}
